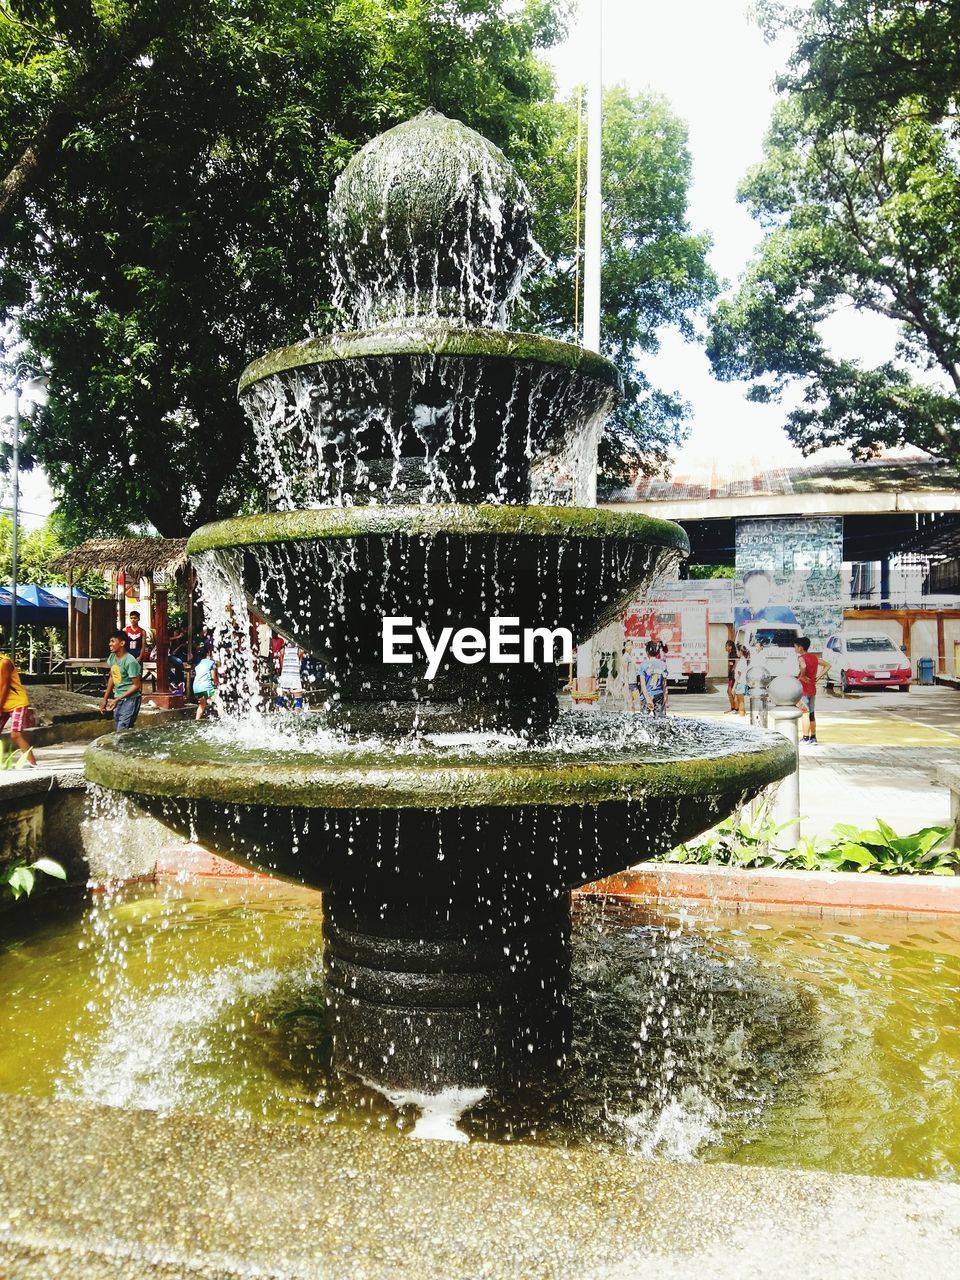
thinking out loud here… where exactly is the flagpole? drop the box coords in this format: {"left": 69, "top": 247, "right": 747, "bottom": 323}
{"left": 582, "top": 0, "right": 602, "bottom": 357}
{"left": 577, "top": 0, "right": 603, "bottom": 688}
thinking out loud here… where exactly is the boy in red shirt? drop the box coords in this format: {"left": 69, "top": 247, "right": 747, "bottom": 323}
{"left": 795, "top": 636, "right": 831, "bottom": 745}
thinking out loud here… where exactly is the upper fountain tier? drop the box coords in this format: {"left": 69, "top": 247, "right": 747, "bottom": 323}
{"left": 241, "top": 112, "right": 620, "bottom": 508}
{"left": 328, "top": 108, "right": 533, "bottom": 331}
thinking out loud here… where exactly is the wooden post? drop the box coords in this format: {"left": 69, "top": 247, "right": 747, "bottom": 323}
{"left": 66, "top": 568, "right": 74, "bottom": 686}
{"left": 148, "top": 586, "right": 182, "bottom": 708}
{"left": 154, "top": 586, "right": 169, "bottom": 692}
{"left": 186, "top": 566, "right": 195, "bottom": 700}
{"left": 938, "top": 612, "right": 946, "bottom": 676}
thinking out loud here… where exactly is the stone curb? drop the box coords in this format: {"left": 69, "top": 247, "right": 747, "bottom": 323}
{"left": 580, "top": 862, "right": 960, "bottom": 916}
{"left": 0, "top": 1094, "right": 958, "bottom": 1280}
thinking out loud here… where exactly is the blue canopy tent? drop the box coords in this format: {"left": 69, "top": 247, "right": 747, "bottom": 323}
{"left": 0, "top": 585, "right": 89, "bottom": 630}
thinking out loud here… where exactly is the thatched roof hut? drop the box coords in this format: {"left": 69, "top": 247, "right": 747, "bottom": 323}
{"left": 49, "top": 537, "right": 189, "bottom": 582}
{"left": 50, "top": 538, "right": 193, "bottom": 673}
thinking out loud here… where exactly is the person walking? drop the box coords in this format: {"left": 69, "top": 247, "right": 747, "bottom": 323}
{"left": 100, "top": 631, "right": 143, "bottom": 729}
{"left": 638, "top": 640, "right": 669, "bottom": 718}
{"left": 795, "top": 636, "right": 830, "bottom": 745}
{"left": 0, "top": 648, "right": 38, "bottom": 766}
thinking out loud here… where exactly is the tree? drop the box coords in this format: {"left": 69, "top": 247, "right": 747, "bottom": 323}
{"left": 0, "top": 511, "right": 105, "bottom": 590}
{"left": 756, "top": 0, "right": 960, "bottom": 129}
{"left": 525, "top": 84, "right": 716, "bottom": 485}
{"left": 709, "top": 1, "right": 960, "bottom": 465}
{"left": 2, "top": 2, "right": 713, "bottom": 528}
{"left": 1, "top": 0, "right": 570, "bottom": 536}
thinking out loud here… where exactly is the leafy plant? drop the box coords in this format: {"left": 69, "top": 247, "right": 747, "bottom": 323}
{"left": 662, "top": 807, "right": 960, "bottom": 876}
{"left": 0, "top": 740, "right": 31, "bottom": 770}
{"left": 1, "top": 856, "right": 66, "bottom": 901}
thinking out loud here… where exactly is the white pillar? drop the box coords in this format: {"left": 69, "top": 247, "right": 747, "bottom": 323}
{"left": 767, "top": 674, "right": 803, "bottom": 849}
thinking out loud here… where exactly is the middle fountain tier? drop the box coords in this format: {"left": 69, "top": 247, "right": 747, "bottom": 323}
{"left": 86, "top": 111, "right": 794, "bottom": 1103}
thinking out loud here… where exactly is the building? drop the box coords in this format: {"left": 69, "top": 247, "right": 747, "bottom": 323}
{"left": 601, "top": 450, "right": 960, "bottom": 679}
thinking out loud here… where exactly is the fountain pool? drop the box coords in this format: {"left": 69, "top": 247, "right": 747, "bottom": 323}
{"left": 1, "top": 878, "right": 959, "bottom": 1181}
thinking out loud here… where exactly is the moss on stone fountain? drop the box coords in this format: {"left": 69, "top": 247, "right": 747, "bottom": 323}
{"left": 187, "top": 503, "right": 690, "bottom": 557}
{"left": 85, "top": 721, "right": 793, "bottom": 812}
{"left": 238, "top": 323, "right": 622, "bottom": 395}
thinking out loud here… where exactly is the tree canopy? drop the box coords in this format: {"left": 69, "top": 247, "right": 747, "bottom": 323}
{"left": 1, "top": 0, "right": 713, "bottom": 532}
{"left": 709, "top": 1, "right": 960, "bottom": 465}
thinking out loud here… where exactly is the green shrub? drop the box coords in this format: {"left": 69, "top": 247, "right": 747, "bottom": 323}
{"left": 662, "top": 809, "right": 960, "bottom": 876}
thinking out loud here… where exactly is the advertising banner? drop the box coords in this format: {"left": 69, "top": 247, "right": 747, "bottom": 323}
{"left": 624, "top": 599, "right": 709, "bottom": 678}
{"left": 735, "top": 517, "right": 843, "bottom": 650}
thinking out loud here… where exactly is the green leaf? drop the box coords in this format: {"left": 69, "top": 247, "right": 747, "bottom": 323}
{"left": 30, "top": 857, "right": 66, "bottom": 879}
{"left": 6, "top": 866, "right": 35, "bottom": 897}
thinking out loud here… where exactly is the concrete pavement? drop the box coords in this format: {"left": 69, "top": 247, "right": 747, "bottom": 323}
{"left": 591, "top": 683, "right": 960, "bottom": 841}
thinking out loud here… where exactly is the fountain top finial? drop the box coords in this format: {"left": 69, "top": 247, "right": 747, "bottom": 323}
{"left": 328, "top": 110, "right": 535, "bottom": 330}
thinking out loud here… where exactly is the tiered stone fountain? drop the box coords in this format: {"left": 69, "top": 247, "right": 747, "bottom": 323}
{"left": 86, "top": 112, "right": 792, "bottom": 1104}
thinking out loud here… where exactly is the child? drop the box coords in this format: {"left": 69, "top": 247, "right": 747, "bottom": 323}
{"left": 638, "top": 640, "right": 669, "bottom": 718}
{"left": 0, "top": 648, "right": 37, "bottom": 766}
{"left": 276, "top": 640, "right": 305, "bottom": 710}
{"left": 192, "top": 647, "right": 219, "bottom": 721}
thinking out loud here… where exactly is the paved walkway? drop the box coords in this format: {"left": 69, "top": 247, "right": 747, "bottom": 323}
{"left": 585, "top": 683, "right": 960, "bottom": 840}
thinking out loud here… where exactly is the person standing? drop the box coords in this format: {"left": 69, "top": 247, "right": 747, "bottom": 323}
{"left": 100, "top": 632, "right": 143, "bottom": 729}
{"left": 192, "top": 646, "right": 219, "bottom": 721}
{"left": 0, "top": 649, "right": 37, "bottom": 766}
{"left": 276, "top": 640, "right": 305, "bottom": 710}
{"left": 123, "top": 610, "right": 151, "bottom": 663}
{"left": 725, "top": 639, "right": 738, "bottom": 712}
{"left": 733, "top": 644, "right": 750, "bottom": 716}
{"left": 795, "top": 637, "right": 830, "bottom": 745}
{"left": 638, "top": 640, "right": 669, "bottom": 718}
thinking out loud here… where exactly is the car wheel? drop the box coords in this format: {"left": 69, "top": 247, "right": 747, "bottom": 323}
{"left": 899, "top": 683, "right": 910, "bottom": 693}
{"left": 841, "top": 671, "right": 851, "bottom": 694}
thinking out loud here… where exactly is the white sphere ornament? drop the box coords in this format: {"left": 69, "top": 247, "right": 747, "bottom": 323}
{"left": 768, "top": 674, "right": 803, "bottom": 705}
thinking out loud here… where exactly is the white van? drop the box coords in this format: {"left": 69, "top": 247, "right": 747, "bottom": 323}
{"left": 734, "top": 621, "right": 802, "bottom": 679}
{"left": 822, "top": 632, "right": 912, "bottom": 693}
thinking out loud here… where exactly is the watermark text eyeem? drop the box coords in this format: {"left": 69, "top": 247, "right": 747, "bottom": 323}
{"left": 382, "top": 617, "right": 573, "bottom": 679}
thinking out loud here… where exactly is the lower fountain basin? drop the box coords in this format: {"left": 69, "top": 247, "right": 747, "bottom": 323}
{"left": 86, "top": 713, "right": 793, "bottom": 1091}
{"left": 86, "top": 713, "right": 793, "bottom": 892}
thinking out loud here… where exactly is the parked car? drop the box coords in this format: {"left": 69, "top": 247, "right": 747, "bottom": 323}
{"left": 822, "top": 632, "right": 911, "bottom": 693}
{"left": 734, "top": 622, "right": 802, "bottom": 679}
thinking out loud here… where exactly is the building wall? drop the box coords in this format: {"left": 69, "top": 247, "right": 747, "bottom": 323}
{"left": 910, "top": 619, "right": 938, "bottom": 668}
{"left": 708, "top": 623, "right": 730, "bottom": 678}
{"left": 944, "top": 620, "right": 960, "bottom": 676}
{"left": 844, "top": 617, "right": 904, "bottom": 646}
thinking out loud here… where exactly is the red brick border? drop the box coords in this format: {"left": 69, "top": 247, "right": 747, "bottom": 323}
{"left": 576, "top": 863, "right": 960, "bottom": 916}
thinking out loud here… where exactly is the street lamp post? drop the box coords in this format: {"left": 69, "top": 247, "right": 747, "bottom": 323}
{"left": 4, "top": 371, "right": 48, "bottom": 664}
{"left": 10, "top": 381, "right": 20, "bottom": 663}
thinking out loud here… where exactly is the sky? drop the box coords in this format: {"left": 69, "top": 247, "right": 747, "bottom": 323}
{"left": 0, "top": 388, "right": 54, "bottom": 532}
{"left": 547, "top": 0, "right": 900, "bottom": 472}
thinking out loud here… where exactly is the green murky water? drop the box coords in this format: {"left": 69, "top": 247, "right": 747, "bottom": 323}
{"left": 1, "top": 881, "right": 958, "bottom": 1181}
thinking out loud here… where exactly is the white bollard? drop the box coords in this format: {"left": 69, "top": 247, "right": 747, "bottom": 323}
{"left": 746, "top": 663, "right": 768, "bottom": 727}
{"left": 767, "top": 674, "right": 803, "bottom": 850}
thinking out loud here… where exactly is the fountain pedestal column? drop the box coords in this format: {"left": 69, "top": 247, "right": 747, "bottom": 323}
{"left": 323, "top": 884, "right": 572, "bottom": 1091}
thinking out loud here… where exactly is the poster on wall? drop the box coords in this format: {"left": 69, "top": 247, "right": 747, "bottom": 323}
{"left": 735, "top": 517, "right": 843, "bottom": 650}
